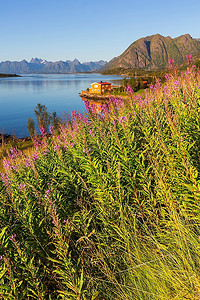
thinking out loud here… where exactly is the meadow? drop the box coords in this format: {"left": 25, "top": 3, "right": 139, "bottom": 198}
{"left": 1, "top": 59, "right": 200, "bottom": 299}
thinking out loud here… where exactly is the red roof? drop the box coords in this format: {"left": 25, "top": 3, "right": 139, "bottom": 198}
{"left": 97, "top": 82, "right": 111, "bottom": 85}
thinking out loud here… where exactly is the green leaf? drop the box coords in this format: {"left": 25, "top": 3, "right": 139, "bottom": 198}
{"left": 0, "top": 227, "right": 8, "bottom": 240}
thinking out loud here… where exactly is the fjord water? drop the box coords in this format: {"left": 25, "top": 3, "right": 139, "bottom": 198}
{"left": 0, "top": 73, "right": 122, "bottom": 137}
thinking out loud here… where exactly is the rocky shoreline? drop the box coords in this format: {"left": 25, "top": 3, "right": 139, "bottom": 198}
{"left": 80, "top": 91, "right": 129, "bottom": 102}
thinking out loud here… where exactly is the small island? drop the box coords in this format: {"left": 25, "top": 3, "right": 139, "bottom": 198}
{"left": 0, "top": 73, "right": 21, "bottom": 78}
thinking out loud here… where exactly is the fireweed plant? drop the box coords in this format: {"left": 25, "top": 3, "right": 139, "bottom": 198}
{"left": 1, "top": 59, "right": 200, "bottom": 299}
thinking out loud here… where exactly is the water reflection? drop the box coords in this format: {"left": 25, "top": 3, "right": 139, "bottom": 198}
{"left": 0, "top": 74, "right": 123, "bottom": 137}
{"left": 81, "top": 96, "right": 105, "bottom": 113}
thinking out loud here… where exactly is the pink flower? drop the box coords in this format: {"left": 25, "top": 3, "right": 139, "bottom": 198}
{"left": 9, "top": 234, "right": 16, "bottom": 241}
{"left": 150, "top": 85, "right": 154, "bottom": 91}
{"left": 34, "top": 139, "right": 42, "bottom": 149}
{"left": 45, "top": 189, "right": 50, "bottom": 198}
{"left": 119, "top": 116, "right": 127, "bottom": 123}
{"left": 40, "top": 127, "right": 47, "bottom": 136}
{"left": 165, "top": 73, "right": 170, "bottom": 80}
{"left": 168, "top": 58, "right": 174, "bottom": 69}
{"left": 18, "top": 183, "right": 26, "bottom": 191}
{"left": 49, "top": 126, "right": 55, "bottom": 134}
{"left": 186, "top": 54, "right": 192, "bottom": 66}
{"left": 33, "top": 152, "right": 39, "bottom": 160}
{"left": 126, "top": 86, "right": 134, "bottom": 95}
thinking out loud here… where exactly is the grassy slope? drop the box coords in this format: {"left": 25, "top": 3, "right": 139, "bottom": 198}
{"left": 1, "top": 67, "right": 200, "bottom": 299}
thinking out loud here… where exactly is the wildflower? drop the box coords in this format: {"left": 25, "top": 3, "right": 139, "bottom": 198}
{"left": 9, "top": 234, "right": 16, "bottom": 241}
{"left": 78, "top": 113, "right": 84, "bottom": 121}
{"left": 9, "top": 148, "right": 18, "bottom": 159}
{"left": 83, "top": 117, "right": 89, "bottom": 125}
{"left": 45, "top": 189, "right": 50, "bottom": 198}
{"left": 18, "top": 183, "right": 26, "bottom": 191}
{"left": 165, "top": 73, "right": 170, "bottom": 80}
{"left": 126, "top": 86, "right": 134, "bottom": 95}
{"left": 40, "top": 126, "right": 47, "bottom": 136}
{"left": 168, "top": 58, "right": 174, "bottom": 69}
{"left": 0, "top": 174, "right": 11, "bottom": 186}
{"left": 71, "top": 133, "right": 75, "bottom": 141}
{"left": 84, "top": 148, "right": 91, "bottom": 153}
{"left": 174, "top": 81, "right": 179, "bottom": 86}
{"left": 163, "top": 85, "right": 169, "bottom": 94}
{"left": 186, "top": 54, "right": 192, "bottom": 66}
{"left": 119, "top": 116, "right": 127, "bottom": 123}
{"left": 49, "top": 125, "right": 55, "bottom": 134}
{"left": 0, "top": 256, "right": 3, "bottom": 260}
{"left": 3, "top": 160, "right": 11, "bottom": 172}
{"left": 84, "top": 100, "right": 91, "bottom": 112}
{"left": 53, "top": 144, "right": 60, "bottom": 151}
{"left": 63, "top": 219, "right": 67, "bottom": 223}
{"left": 70, "top": 143, "right": 74, "bottom": 148}
{"left": 24, "top": 157, "right": 33, "bottom": 167}
{"left": 185, "top": 70, "right": 191, "bottom": 75}
{"left": 34, "top": 139, "right": 42, "bottom": 150}
{"left": 101, "top": 103, "right": 109, "bottom": 114}
{"left": 71, "top": 110, "right": 77, "bottom": 119}
{"left": 33, "top": 152, "right": 39, "bottom": 161}
{"left": 150, "top": 85, "right": 154, "bottom": 91}
{"left": 89, "top": 129, "right": 93, "bottom": 135}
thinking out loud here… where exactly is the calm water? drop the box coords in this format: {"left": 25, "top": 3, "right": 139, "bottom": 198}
{"left": 0, "top": 73, "right": 123, "bottom": 137}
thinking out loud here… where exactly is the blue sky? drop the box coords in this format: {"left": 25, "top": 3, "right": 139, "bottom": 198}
{"left": 1, "top": 0, "right": 200, "bottom": 63}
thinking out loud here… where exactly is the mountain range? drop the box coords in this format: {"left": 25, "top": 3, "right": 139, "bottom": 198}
{"left": 2, "top": 34, "right": 200, "bottom": 75}
{"left": 101, "top": 34, "right": 200, "bottom": 72}
{"left": 0, "top": 58, "right": 107, "bottom": 74}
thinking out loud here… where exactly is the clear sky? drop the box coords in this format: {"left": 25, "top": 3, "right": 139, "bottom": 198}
{"left": 1, "top": 0, "right": 200, "bottom": 63}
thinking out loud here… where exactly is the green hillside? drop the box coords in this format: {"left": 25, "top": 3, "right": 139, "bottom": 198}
{"left": 101, "top": 33, "right": 200, "bottom": 72}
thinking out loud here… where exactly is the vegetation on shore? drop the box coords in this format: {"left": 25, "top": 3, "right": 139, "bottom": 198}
{"left": 101, "top": 56, "right": 200, "bottom": 79}
{"left": 1, "top": 58, "right": 200, "bottom": 299}
{"left": 0, "top": 104, "right": 60, "bottom": 171}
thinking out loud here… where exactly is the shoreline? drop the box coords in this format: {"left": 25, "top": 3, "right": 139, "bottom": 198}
{"left": 80, "top": 91, "right": 129, "bottom": 102}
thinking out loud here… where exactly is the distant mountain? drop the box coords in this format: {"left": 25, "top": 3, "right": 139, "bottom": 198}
{"left": 0, "top": 58, "right": 107, "bottom": 74}
{"left": 29, "top": 58, "right": 50, "bottom": 65}
{"left": 101, "top": 34, "right": 200, "bottom": 72}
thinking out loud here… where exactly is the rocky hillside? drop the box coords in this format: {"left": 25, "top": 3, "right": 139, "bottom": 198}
{"left": 101, "top": 34, "right": 200, "bottom": 71}
{"left": 0, "top": 58, "right": 107, "bottom": 74}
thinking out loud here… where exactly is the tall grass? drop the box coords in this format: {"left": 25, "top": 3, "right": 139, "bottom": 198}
{"left": 1, "top": 63, "right": 200, "bottom": 299}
